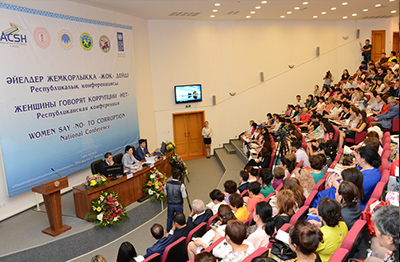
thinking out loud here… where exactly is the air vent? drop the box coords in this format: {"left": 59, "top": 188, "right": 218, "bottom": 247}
{"left": 227, "top": 11, "right": 240, "bottom": 15}
{"left": 299, "top": 7, "right": 308, "bottom": 11}
{"left": 362, "top": 15, "right": 393, "bottom": 19}
{"left": 168, "top": 12, "right": 201, "bottom": 17}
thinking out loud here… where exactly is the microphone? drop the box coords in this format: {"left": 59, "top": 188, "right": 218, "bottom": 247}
{"left": 51, "top": 168, "right": 62, "bottom": 178}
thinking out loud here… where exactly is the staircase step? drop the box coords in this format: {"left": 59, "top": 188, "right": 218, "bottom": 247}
{"left": 223, "top": 143, "right": 236, "bottom": 154}
{"left": 229, "top": 139, "right": 248, "bottom": 164}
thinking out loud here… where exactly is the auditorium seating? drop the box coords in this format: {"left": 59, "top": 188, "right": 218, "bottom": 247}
{"left": 90, "top": 159, "right": 103, "bottom": 174}
{"left": 161, "top": 237, "right": 187, "bottom": 262}
{"left": 113, "top": 153, "right": 123, "bottom": 164}
{"left": 328, "top": 248, "right": 349, "bottom": 262}
{"left": 143, "top": 253, "right": 161, "bottom": 262}
{"left": 370, "top": 181, "right": 386, "bottom": 200}
{"left": 339, "top": 219, "right": 367, "bottom": 260}
{"left": 206, "top": 214, "right": 218, "bottom": 231}
{"left": 242, "top": 247, "right": 269, "bottom": 262}
{"left": 203, "top": 237, "right": 224, "bottom": 252}
{"left": 240, "top": 189, "right": 248, "bottom": 196}
{"left": 391, "top": 118, "right": 399, "bottom": 132}
{"left": 304, "top": 190, "right": 318, "bottom": 206}
{"left": 313, "top": 178, "right": 326, "bottom": 192}
{"left": 334, "top": 148, "right": 343, "bottom": 163}
{"left": 186, "top": 222, "right": 207, "bottom": 248}
{"left": 289, "top": 205, "right": 309, "bottom": 224}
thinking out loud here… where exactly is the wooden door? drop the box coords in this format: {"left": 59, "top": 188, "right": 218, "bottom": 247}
{"left": 393, "top": 32, "right": 399, "bottom": 55}
{"left": 371, "top": 30, "right": 386, "bottom": 62}
{"left": 173, "top": 111, "right": 205, "bottom": 160}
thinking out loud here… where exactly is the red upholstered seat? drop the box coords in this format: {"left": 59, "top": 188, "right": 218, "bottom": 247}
{"left": 391, "top": 118, "right": 399, "bottom": 132}
{"left": 305, "top": 190, "right": 318, "bottom": 207}
{"left": 161, "top": 237, "right": 187, "bottom": 262}
{"left": 202, "top": 237, "right": 224, "bottom": 253}
{"left": 143, "top": 253, "right": 161, "bottom": 262}
{"left": 206, "top": 213, "right": 218, "bottom": 231}
{"left": 328, "top": 248, "right": 349, "bottom": 262}
{"left": 370, "top": 181, "right": 386, "bottom": 200}
{"left": 289, "top": 205, "right": 309, "bottom": 224}
{"left": 334, "top": 148, "right": 343, "bottom": 163}
{"left": 340, "top": 220, "right": 367, "bottom": 259}
{"left": 186, "top": 222, "right": 207, "bottom": 248}
{"left": 240, "top": 189, "right": 248, "bottom": 196}
{"left": 242, "top": 247, "right": 269, "bottom": 262}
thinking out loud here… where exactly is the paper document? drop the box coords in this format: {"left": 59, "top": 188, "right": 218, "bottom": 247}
{"left": 145, "top": 156, "right": 156, "bottom": 164}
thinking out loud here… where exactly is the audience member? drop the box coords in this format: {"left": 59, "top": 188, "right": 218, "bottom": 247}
{"left": 258, "top": 168, "right": 274, "bottom": 198}
{"left": 229, "top": 193, "right": 249, "bottom": 222}
{"left": 144, "top": 224, "right": 174, "bottom": 259}
{"left": 91, "top": 255, "right": 107, "bottom": 262}
{"left": 237, "top": 171, "right": 249, "bottom": 193}
{"left": 206, "top": 189, "right": 227, "bottom": 215}
{"left": 187, "top": 199, "right": 213, "bottom": 228}
{"left": 293, "top": 168, "right": 315, "bottom": 198}
{"left": 266, "top": 189, "right": 296, "bottom": 233}
{"left": 336, "top": 181, "right": 361, "bottom": 230}
{"left": 245, "top": 182, "right": 265, "bottom": 213}
{"left": 272, "top": 166, "right": 285, "bottom": 189}
{"left": 247, "top": 202, "right": 273, "bottom": 249}
{"left": 291, "top": 140, "right": 310, "bottom": 167}
{"left": 282, "top": 177, "right": 306, "bottom": 208}
{"left": 309, "top": 155, "right": 325, "bottom": 184}
{"left": 117, "top": 242, "right": 143, "bottom": 262}
{"left": 372, "top": 96, "right": 399, "bottom": 130}
{"left": 289, "top": 220, "right": 323, "bottom": 262}
{"left": 195, "top": 252, "right": 217, "bottom": 262}
{"left": 169, "top": 213, "right": 194, "bottom": 240}
{"left": 223, "top": 180, "right": 238, "bottom": 205}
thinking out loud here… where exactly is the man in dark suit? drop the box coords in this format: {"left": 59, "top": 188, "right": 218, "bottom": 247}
{"left": 237, "top": 170, "right": 249, "bottom": 193}
{"left": 169, "top": 213, "right": 194, "bottom": 240}
{"left": 187, "top": 199, "right": 213, "bottom": 228}
{"left": 135, "top": 139, "right": 150, "bottom": 161}
{"left": 143, "top": 223, "right": 175, "bottom": 259}
{"left": 99, "top": 152, "right": 114, "bottom": 176}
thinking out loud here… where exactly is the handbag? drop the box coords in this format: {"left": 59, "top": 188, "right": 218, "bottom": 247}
{"left": 363, "top": 199, "right": 389, "bottom": 236}
{"left": 267, "top": 236, "right": 297, "bottom": 262}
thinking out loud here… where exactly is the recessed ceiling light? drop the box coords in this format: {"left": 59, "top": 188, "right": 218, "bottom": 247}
{"left": 389, "top": 0, "right": 395, "bottom": 1}
{"left": 331, "top": 7, "right": 336, "bottom": 10}
{"left": 352, "top": 13, "right": 357, "bottom": 16}
{"left": 391, "top": 10, "right": 397, "bottom": 13}
{"left": 294, "top": 7, "right": 300, "bottom": 10}
{"left": 261, "top": 1, "right": 267, "bottom": 4}
{"left": 343, "top": 16, "right": 348, "bottom": 19}
{"left": 214, "top": 3, "right": 220, "bottom": 6}
{"left": 375, "top": 4, "right": 381, "bottom": 7}
{"left": 280, "top": 15, "right": 285, "bottom": 18}
{"left": 212, "top": 9, "right": 218, "bottom": 12}
{"left": 303, "top": 2, "right": 308, "bottom": 4}
{"left": 210, "top": 15, "right": 215, "bottom": 17}
{"left": 255, "top": 6, "right": 261, "bottom": 9}
{"left": 287, "top": 11, "right": 292, "bottom": 14}
{"left": 313, "top": 16, "right": 318, "bottom": 18}
{"left": 342, "top": 2, "right": 348, "bottom": 5}
{"left": 250, "top": 11, "right": 256, "bottom": 14}
{"left": 321, "top": 11, "right": 326, "bottom": 14}
{"left": 363, "top": 9, "right": 368, "bottom": 12}
{"left": 246, "top": 16, "right": 251, "bottom": 18}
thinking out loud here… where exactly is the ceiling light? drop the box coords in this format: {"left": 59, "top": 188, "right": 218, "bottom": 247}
{"left": 363, "top": 9, "right": 368, "bottom": 11}
{"left": 212, "top": 9, "right": 218, "bottom": 12}
{"left": 391, "top": 10, "right": 397, "bottom": 13}
{"left": 287, "top": 11, "right": 292, "bottom": 14}
{"left": 261, "top": 1, "right": 267, "bottom": 3}
{"left": 294, "top": 7, "right": 300, "bottom": 10}
{"left": 321, "top": 11, "right": 326, "bottom": 14}
{"left": 250, "top": 11, "right": 256, "bottom": 14}
{"left": 342, "top": 2, "right": 348, "bottom": 5}
{"left": 313, "top": 16, "right": 318, "bottom": 18}
{"left": 214, "top": 3, "right": 220, "bottom": 6}
{"left": 375, "top": 4, "right": 381, "bottom": 7}
{"left": 389, "top": 0, "right": 395, "bottom": 1}
{"left": 352, "top": 13, "right": 357, "bottom": 16}
{"left": 303, "top": 2, "right": 308, "bottom": 4}
{"left": 210, "top": 15, "right": 215, "bottom": 17}
{"left": 280, "top": 15, "right": 285, "bottom": 18}
{"left": 331, "top": 7, "right": 336, "bottom": 10}
{"left": 246, "top": 16, "right": 251, "bottom": 18}
{"left": 343, "top": 16, "right": 348, "bottom": 19}
{"left": 255, "top": 6, "right": 261, "bottom": 9}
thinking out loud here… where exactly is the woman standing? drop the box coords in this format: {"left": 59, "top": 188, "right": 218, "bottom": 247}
{"left": 202, "top": 121, "right": 213, "bottom": 158}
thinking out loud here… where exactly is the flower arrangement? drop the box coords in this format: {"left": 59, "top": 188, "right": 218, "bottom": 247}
{"left": 165, "top": 141, "right": 176, "bottom": 152}
{"left": 169, "top": 153, "right": 190, "bottom": 183}
{"left": 84, "top": 191, "right": 128, "bottom": 228}
{"left": 83, "top": 174, "right": 108, "bottom": 190}
{"left": 143, "top": 167, "right": 168, "bottom": 201}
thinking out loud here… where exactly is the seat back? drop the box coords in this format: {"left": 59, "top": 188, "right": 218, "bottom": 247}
{"left": 264, "top": 192, "right": 274, "bottom": 203}
{"left": 143, "top": 253, "right": 161, "bottom": 262}
{"left": 340, "top": 220, "right": 367, "bottom": 259}
{"left": 90, "top": 159, "right": 103, "bottom": 174}
{"left": 370, "top": 181, "right": 385, "bottom": 200}
{"left": 333, "top": 126, "right": 340, "bottom": 142}
{"left": 240, "top": 189, "right": 248, "bottom": 196}
{"left": 206, "top": 213, "right": 218, "bottom": 231}
{"left": 334, "top": 148, "right": 343, "bottom": 163}
{"left": 113, "top": 153, "right": 123, "bottom": 164}
{"left": 161, "top": 237, "right": 187, "bottom": 262}
{"left": 313, "top": 178, "right": 326, "bottom": 192}
{"left": 304, "top": 190, "right": 318, "bottom": 207}
{"left": 186, "top": 222, "right": 207, "bottom": 248}
{"left": 392, "top": 118, "right": 399, "bottom": 132}
{"left": 289, "top": 205, "right": 309, "bottom": 224}
{"left": 354, "top": 131, "right": 367, "bottom": 145}
{"left": 241, "top": 247, "right": 269, "bottom": 262}
{"left": 203, "top": 237, "right": 224, "bottom": 253}
{"left": 295, "top": 160, "right": 304, "bottom": 169}
{"left": 380, "top": 169, "right": 390, "bottom": 184}
{"left": 328, "top": 248, "right": 349, "bottom": 262}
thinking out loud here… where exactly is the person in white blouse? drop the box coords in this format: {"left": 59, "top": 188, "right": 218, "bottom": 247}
{"left": 122, "top": 145, "right": 140, "bottom": 169}
{"left": 202, "top": 121, "right": 213, "bottom": 158}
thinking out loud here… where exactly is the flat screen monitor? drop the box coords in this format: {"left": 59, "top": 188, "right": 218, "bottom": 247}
{"left": 104, "top": 163, "right": 124, "bottom": 178}
{"left": 174, "top": 84, "right": 202, "bottom": 104}
{"left": 160, "top": 141, "right": 166, "bottom": 154}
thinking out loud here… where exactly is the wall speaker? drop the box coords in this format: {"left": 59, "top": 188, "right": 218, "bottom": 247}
{"left": 212, "top": 95, "right": 216, "bottom": 106}
{"left": 260, "top": 72, "right": 264, "bottom": 82}
{"left": 356, "top": 29, "right": 360, "bottom": 39}
{"left": 316, "top": 47, "right": 320, "bottom": 57}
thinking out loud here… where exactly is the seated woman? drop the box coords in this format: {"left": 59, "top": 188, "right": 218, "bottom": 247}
{"left": 122, "top": 145, "right": 140, "bottom": 169}
{"left": 335, "top": 181, "right": 361, "bottom": 230}
{"left": 266, "top": 189, "right": 296, "bottom": 233}
{"left": 117, "top": 241, "right": 143, "bottom": 262}
{"left": 244, "top": 147, "right": 271, "bottom": 169}
{"left": 187, "top": 205, "right": 235, "bottom": 260}
{"left": 293, "top": 168, "right": 315, "bottom": 198}
{"left": 247, "top": 202, "right": 273, "bottom": 249}
{"left": 258, "top": 169, "right": 274, "bottom": 198}
{"left": 282, "top": 177, "right": 306, "bottom": 208}
{"left": 305, "top": 94, "right": 315, "bottom": 109}
{"left": 206, "top": 189, "right": 227, "bottom": 215}
{"left": 219, "top": 220, "right": 255, "bottom": 262}
{"left": 338, "top": 108, "right": 368, "bottom": 149}
{"left": 289, "top": 220, "right": 323, "bottom": 262}
{"left": 309, "top": 155, "right": 325, "bottom": 184}
{"left": 365, "top": 205, "right": 399, "bottom": 262}
{"left": 244, "top": 182, "right": 265, "bottom": 213}
{"left": 313, "top": 198, "right": 348, "bottom": 262}
{"left": 279, "top": 157, "right": 295, "bottom": 178}
{"left": 229, "top": 193, "right": 248, "bottom": 222}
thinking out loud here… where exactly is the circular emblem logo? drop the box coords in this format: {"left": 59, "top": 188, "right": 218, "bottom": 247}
{"left": 33, "top": 27, "right": 51, "bottom": 49}
{"left": 59, "top": 30, "right": 73, "bottom": 50}
{"left": 80, "top": 32, "right": 93, "bottom": 51}
{"left": 99, "top": 35, "right": 111, "bottom": 53}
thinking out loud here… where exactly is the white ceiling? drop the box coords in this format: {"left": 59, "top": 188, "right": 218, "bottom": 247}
{"left": 68, "top": 0, "right": 399, "bottom": 21}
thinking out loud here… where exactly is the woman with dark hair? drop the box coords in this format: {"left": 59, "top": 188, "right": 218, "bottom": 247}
{"left": 195, "top": 252, "right": 216, "bottom": 262}
{"left": 365, "top": 205, "right": 399, "bottom": 262}
{"left": 282, "top": 177, "right": 306, "bottom": 208}
{"left": 247, "top": 202, "right": 273, "bottom": 249}
{"left": 207, "top": 189, "right": 226, "bottom": 215}
{"left": 336, "top": 181, "right": 361, "bottom": 230}
{"left": 289, "top": 220, "right": 323, "bottom": 262}
{"left": 338, "top": 108, "right": 369, "bottom": 148}
{"left": 266, "top": 189, "right": 296, "bottom": 234}
{"left": 245, "top": 182, "right": 265, "bottom": 213}
{"left": 320, "top": 119, "right": 335, "bottom": 142}
{"left": 306, "top": 94, "right": 315, "bottom": 109}
{"left": 116, "top": 242, "right": 142, "bottom": 262}
{"left": 280, "top": 156, "right": 296, "bottom": 176}
{"left": 244, "top": 147, "right": 271, "bottom": 169}
{"left": 122, "top": 145, "right": 140, "bottom": 169}
{"left": 341, "top": 69, "right": 350, "bottom": 81}
{"left": 258, "top": 169, "right": 274, "bottom": 198}
{"left": 354, "top": 146, "right": 382, "bottom": 200}
{"left": 314, "top": 198, "right": 348, "bottom": 262}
